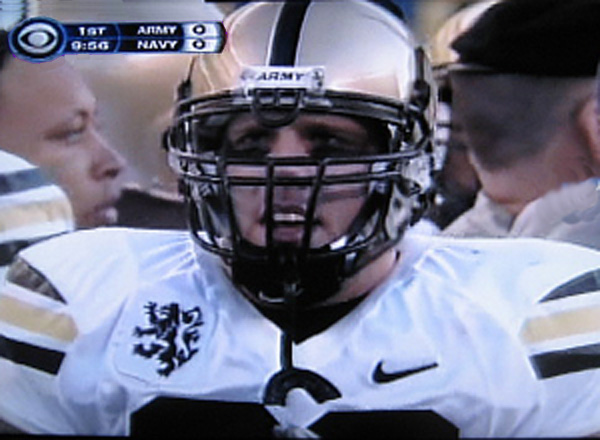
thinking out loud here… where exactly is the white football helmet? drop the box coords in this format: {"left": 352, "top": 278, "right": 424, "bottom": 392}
{"left": 165, "top": 0, "right": 436, "bottom": 307}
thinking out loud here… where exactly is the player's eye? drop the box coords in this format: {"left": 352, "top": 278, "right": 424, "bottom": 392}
{"left": 227, "top": 129, "right": 271, "bottom": 158}
{"left": 308, "top": 130, "right": 365, "bottom": 158}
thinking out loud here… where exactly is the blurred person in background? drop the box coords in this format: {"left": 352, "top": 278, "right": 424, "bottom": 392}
{"left": 598, "top": 62, "right": 600, "bottom": 139}
{"left": 78, "top": 55, "right": 193, "bottom": 229}
{"left": 0, "top": 31, "right": 126, "bottom": 229}
{"left": 48, "top": 0, "right": 224, "bottom": 229}
{"left": 442, "top": 0, "right": 600, "bottom": 250}
{"left": 423, "top": 0, "right": 498, "bottom": 230}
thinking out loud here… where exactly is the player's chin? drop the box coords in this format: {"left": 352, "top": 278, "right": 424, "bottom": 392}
{"left": 271, "top": 225, "right": 306, "bottom": 245}
{"left": 77, "top": 203, "right": 119, "bottom": 228}
{"left": 244, "top": 224, "right": 332, "bottom": 248}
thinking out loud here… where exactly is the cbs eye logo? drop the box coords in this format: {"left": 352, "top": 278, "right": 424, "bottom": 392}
{"left": 9, "top": 17, "right": 66, "bottom": 62}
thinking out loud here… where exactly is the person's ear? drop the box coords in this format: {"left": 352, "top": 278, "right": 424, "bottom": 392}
{"left": 576, "top": 97, "right": 600, "bottom": 166}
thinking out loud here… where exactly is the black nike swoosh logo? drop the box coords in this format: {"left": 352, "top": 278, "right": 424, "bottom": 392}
{"left": 372, "top": 361, "right": 438, "bottom": 384}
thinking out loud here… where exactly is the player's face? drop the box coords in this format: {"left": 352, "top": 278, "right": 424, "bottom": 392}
{"left": 224, "top": 113, "right": 379, "bottom": 248}
{"left": 0, "top": 57, "right": 126, "bottom": 228}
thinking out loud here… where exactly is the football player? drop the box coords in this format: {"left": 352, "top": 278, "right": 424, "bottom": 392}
{"left": 2, "top": 1, "right": 600, "bottom": 437}
{"left": 0, "top": 150, "right": 74, "bottom": 281}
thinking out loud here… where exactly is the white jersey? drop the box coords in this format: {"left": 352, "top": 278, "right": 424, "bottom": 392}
{"left": 2, "top": 228, "right": 600, "bottom": 437}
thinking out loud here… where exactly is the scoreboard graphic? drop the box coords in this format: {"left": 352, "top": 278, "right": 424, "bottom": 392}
{"left": 9, "top": 16, "right": 225, "bottom": 62}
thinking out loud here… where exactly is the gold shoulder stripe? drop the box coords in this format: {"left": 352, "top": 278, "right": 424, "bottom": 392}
{"left": 6, "top": 258, "right": 66, "bottom": 303}
{"left": 0, "top": 295, "right": 77, "bottom": 342}
{"left": 0, "top": 197, "right": 73, "bottom": 232}
{"left": 521, "top": 305, "right": 600, "bottom": 345}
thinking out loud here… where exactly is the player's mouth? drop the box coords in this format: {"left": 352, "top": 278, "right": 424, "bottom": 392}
{"left": 262, "top": 206, "right": 320, "bottom": 243}
{"left": 272, "top": 211, "right": 305, "bottom": 225}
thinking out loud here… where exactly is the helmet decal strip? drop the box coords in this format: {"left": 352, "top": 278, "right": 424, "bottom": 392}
{"left": 269, "top": 1, "right": 312, "bottom": 66}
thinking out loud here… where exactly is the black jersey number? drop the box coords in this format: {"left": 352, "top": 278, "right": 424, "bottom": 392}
{"left": 131, "top": 397, "right": 458, "bottom": 438}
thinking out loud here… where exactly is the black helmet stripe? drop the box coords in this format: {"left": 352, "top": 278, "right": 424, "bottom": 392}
{"left": 269, "top": 1, "right": 312, "bottom": 66}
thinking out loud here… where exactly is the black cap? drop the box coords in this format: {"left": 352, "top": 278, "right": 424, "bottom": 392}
{"left": 451, "top": 0, "right": 600, "bottom": 77}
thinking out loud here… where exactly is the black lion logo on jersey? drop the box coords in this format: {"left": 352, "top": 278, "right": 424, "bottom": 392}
{"left": 132, "top": 302, "right": 204, "bottom": 376}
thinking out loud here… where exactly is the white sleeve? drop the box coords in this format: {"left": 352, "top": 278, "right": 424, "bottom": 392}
{"left": 519, "top": 264, "right": 600, "bottom": 436}
{"left": 0, "top": 263, "right": 82, "bottom": 434}
{"left": 0, "top": 229, "right": 141, "bottom": 435}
